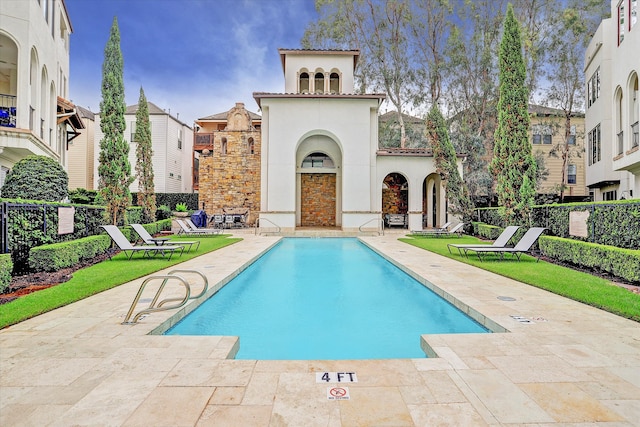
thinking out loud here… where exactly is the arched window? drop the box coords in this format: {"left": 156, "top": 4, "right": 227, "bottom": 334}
{"left": 247, "top": 137, "right": 255, "bottom": 154}
{"left": 615, "top": 88, "right": 624, "bottom": 155}
{"left": 330, "top": 72, "right": 340, "bottom": 94}
{"left": 221, "top": 137, "right": 227, "bottom": 155}
{"left": 299, "top": 72, "right": 309, "bottom": 93}
{"left": 301, "top": 152, "right": 334, "bottom": 168}
{"left": 314, "top": 72, "right": 324, "bottom": 94}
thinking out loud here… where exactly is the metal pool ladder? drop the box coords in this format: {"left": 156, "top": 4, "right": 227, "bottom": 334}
{"left": 121, "top": 269, "right": 208, "bottom": 325}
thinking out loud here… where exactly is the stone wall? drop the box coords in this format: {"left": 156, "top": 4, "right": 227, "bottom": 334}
{"left": 300, "top": 173, "right": 336, "bottom": 226}
{"left": 198, "top": 130, "right": 261, "bottom": 225}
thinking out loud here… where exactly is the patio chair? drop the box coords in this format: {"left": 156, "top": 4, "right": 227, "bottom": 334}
{"left": 462, "top": 227, "right": 547, "bottom": 262}
{"left": 411, "top": 222, "right": 464, "bottom": 237}
{"left": 447, "top": 225, "right": 520, "bottom": 256}
{"left": 129, "top": 224, "right": 200, "bottom": 253}
{"left": 176, "top": 219, "right": 221, "bottom": 235}
{"left": 101, "top": 225, "right": 184, "bottom": 260}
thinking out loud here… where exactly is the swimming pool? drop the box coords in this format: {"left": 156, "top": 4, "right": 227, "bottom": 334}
{"left": 166, "top": 238, "right": 488, "bottom": 359}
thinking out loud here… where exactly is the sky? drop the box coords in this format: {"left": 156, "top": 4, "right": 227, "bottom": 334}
{"left": 65, "top": 0, "right": 318, "bottom": 125}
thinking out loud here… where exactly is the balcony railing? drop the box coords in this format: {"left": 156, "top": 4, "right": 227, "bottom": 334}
{"left": 194, "top": 133, "right": 214, "bottom": 152}
{"left": 632, "top": 121, "right": 639, "bottom": 149}
{"left": 0, "top": 94, "right": 17, "bottom": 128}
{"left": 617, "top": 130, "right": 624, "bottom": 155}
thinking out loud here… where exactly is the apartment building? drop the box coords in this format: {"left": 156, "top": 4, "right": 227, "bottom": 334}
{"left": 584, "top": 0, "right": 639, "bottom": 200}
{"left": 0, "top": 0, "right": 83, "bottom": 189}
{"left": 93, "top": 102, "right": 194, "bottom": 194}
{"left": 529, "top": 105, "right": 588, "bottom": 198}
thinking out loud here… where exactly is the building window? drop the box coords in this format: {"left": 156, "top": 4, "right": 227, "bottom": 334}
{"left": 603, "top": 190, "right": 617, "bottom": 201}
{"left": 588, "top": 68, "right": 600, "bottom": 108}
{"left": 567, "top": 164, "right": 577, "bottom": 184}
{"left": 301, "top": 152, "right": 334, "bottom": 168}
{"left": 178, "top": 129, "right": 182, "bottom": 149}
{"left": 329, "top": 72, "right": 340, "bottom": 94}
{"left": 532, "top": 125, "right": 541, "bottom": 144}
{"left": 568, "top": 125, "right": 576, "bottom": 145}
{"left": 221, "top": 137, "right": 227, "bottom": 155}
{"left": 299, "top": 72, "right": 309, "bottom": 93}
{"left": 247, "top": 137, "right": 255, "bottom": 154}
{"left": 618, "top": 0, "right": 625, "bottom": 44}
{"left": 314, "top": 72, "right": 324, "bottom": 94}
{"left": 588, "top": 124, "right": 601, "bottom": 165}
{"left": 632, "top": 0, "right": 638, "bottom": 29}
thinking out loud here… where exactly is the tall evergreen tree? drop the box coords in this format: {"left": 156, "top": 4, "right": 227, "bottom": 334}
{"left": 98, "top": 17, "right": 132, "bottom": 225}
{"left": 134, "top": 87, "right": 156, "bottom": 222}
{"left": 425, "top": 104, "right": 474, "bottom": 223}
{"left": 490, "top": 3, "right": 536, "bottom": 225}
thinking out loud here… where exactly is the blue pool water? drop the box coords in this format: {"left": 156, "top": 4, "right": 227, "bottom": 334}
{"left": 166, "top": 238, "right": 488, "bottom": 359}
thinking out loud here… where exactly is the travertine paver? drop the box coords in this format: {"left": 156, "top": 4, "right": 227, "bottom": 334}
{"left": 1, "top": 229, "right": 639, "bottom": 426}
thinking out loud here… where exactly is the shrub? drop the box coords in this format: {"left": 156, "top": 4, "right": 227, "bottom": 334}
{"left": 28, "top": 235, "right": 111, "bottom": 273}
{"left": 175, "top": 202, "right": 188, "bottom": 212}
{"left": 0, "top": 155, "right": 68, "bottom": 201}
{"left": 68, "top": 188, "right": 99, "bottom": 205}
{"left": 0, "top": 254, "right": 13, "bottom": 293}
{"left": 539, "top": 236, "right": 640, "bottom": 284}
{"left": 156, "top": 204, "right": 172, "bottom": 220}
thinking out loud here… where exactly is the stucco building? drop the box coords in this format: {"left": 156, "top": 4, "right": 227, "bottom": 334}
{"left": 0, "top": 0, "right": 83, "bottom": 189}
{"left": 584, "top": 0, "right": 639, "bottom": 200}
{"left": 247, "top": 49, "right": 455, "bottom": 233}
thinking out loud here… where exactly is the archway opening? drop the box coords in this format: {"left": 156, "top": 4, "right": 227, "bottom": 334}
{"left": 299, "top": 151, "right": 337, "bottom": 227}
{"left": 382, "top": 173, "right": 408, "bottom": 226}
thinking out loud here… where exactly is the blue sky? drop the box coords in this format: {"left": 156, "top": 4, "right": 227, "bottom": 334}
{"left": 65, "top": 0, "right": 317, "bottom": 125}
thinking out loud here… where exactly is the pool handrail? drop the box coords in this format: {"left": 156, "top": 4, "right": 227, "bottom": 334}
{"left": 359, "top": 218, "right": 384, "bottom": 236}
{"left": 255, "top": 217, "right": 281, "bottom": 235}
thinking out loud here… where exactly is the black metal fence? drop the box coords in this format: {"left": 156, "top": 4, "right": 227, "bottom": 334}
{"left": 1, "top": 202, "right": 105, "bottom": 273}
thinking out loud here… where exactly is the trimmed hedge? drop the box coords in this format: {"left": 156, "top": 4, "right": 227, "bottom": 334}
{"left": 476, "top": 199, "right": 640, "bottom": 249}
{"left": 28, "top": 235, "right": 112, "bottom": 273}
{"left": 26, "top": 219, "right": 172, "bottom": 273}
{"left": 539, "top": 236, "right": 640, "bottom": 284}
{"left": 472, "top": 222, "right": 504, "bottom": 240}
{"left": 0, "top": 254, "right": 13, "bottom": 293}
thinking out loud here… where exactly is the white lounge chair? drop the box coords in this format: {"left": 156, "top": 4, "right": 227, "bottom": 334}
{"left": 462, "top": 227, "right": 546, "bottom": 261}
{"left": 101, "top": 225, "right": 184, "bottom": 260}
{"left": 129, "top": 223, "right": 200, "bottom": 253}
{"left": 411, "top": 222, "right": 464, "bottom": 237}
{"left": 447, "top": 225, "right": 520, "bottom": 256}
{"left": 176, "top": 219, "right": 221, "bottom": 235}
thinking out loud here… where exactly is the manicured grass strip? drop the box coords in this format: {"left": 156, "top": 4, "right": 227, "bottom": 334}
{"left": 400, "top": 235, "right": 640, "bottom": 322}
{"left": 0, "top": 235, "right": 241, "bottom": 329}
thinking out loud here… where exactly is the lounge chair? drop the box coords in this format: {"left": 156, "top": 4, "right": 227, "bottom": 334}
{"left": 411, "top": 222, "right": 464, "bottom": 237}
{"left": 176, "top": 219, "right": 221, "bottom": 235}
{"left": 129, "top": 223, "right": 200, "bottom": 253}
{"left": 447, "top": 225, "right": 520, "bottom": 256}
{"left": 101, "top": 225, "right": 184, "bottom": 260}
{"left": 462, "top": 227, "right": 546, "bottom": 262}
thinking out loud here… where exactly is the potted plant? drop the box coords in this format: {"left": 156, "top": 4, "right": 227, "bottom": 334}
{"left": 172, "top": 203, "right": 189, "bottom": 217}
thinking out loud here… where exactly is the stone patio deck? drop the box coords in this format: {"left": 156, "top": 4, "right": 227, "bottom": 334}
{"left": 1, "top": 230, "right": 639, "bottom": 426}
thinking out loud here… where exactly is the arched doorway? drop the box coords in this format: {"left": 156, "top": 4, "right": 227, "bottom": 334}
{"left": 423, "top": 173, "right": 445, "bottom": 228}
{"left": 296, "top": 134, "right": 342, "bottom": 227}
{"left": 382, "top": 173, "right": 408, "bottom": 226}
{"left": 300, "top": 152, "right": 336, "bottom": 226}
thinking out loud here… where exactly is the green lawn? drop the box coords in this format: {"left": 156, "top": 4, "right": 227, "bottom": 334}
{"left": 0, "top": 235, "right": 241, "bottom": 329}
{"left": 400, "top": 234, "right": 640, "bottom": 322}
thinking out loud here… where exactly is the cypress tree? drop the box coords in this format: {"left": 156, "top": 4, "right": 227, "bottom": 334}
{"left": 490, "top": 4, "right": 537, "bottom": 225}
{"left": 134, "top": 87, "right": 156, "bottom": 222}
{"left": 98, "top": 17, "right": 132, "bottom": 225}
{"left": 426, "top": 104, "right": 474, "bottom": 224}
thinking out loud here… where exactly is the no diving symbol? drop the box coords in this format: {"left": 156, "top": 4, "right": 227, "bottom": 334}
{"left": 327, "top": 387, "right": 350, "bottom": 400}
